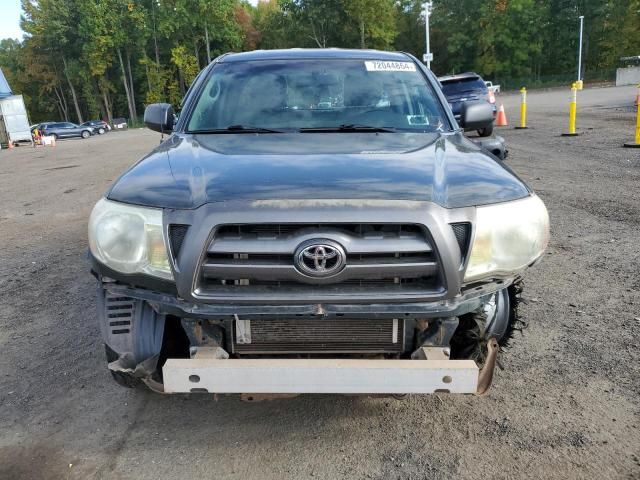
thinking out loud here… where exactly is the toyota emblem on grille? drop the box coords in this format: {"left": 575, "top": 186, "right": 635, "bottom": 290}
{"left": 294, "top": 241, "right": 346, "bottom": 278}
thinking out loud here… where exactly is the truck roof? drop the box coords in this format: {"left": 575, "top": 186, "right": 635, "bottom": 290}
{"left": 219, "top": 48, "right": 412, "bottom": 63}
{"left": 438, "top": 72, "right": 482, "bottom": 83}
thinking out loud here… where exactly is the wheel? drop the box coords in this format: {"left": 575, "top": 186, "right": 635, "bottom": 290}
{"left": 98, "top": 127, "right": 105, "bottom": 135}
{"left": 450, "top": 282, "right": 524, "bottom": 364}
{"left": 81, "top": 130, "right": 90, "bottom": 139}
{"left": 51, "top": 133, "right": 58, "bottom": 140}
{"left": 477, "top": 122, "right": 494, "bottom": 137}
{"left": 104, "top": 345, "right": 141, "bottom": 388}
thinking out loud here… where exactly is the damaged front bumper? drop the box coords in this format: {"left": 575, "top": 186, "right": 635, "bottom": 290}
{"left": 164, "top": 357, "right": 480, "bottom": 394}
{"left": 98, "top": 278, "right": 512, "bottom": 396}
{"left": 162, "top": 339, "right": 499, "bottom": 395}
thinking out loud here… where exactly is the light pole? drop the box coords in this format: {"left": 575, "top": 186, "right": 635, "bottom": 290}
{"left": 422, "top": 2, "right": 433, "bottom": 69}
{"left": 576, "top": 15, "right": 584, "bottom": 90}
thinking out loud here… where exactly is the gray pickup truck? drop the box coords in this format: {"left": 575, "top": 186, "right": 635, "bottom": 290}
{"left": 88, "top": 49, "right": 549, "bottom": 397}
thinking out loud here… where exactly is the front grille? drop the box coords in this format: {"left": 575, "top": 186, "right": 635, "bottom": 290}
{"left": 232, "top": 318, "right": 404, "bottom": 354}
{"left": 194, "top": 223, "right": 444, "bottom": 300}
{"left": 215, "top": 223, "right": 423, "bottom": 238}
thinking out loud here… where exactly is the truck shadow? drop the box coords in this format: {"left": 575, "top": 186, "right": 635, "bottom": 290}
{"left": 130, "top": 386, "right": 463, "bottom": 441}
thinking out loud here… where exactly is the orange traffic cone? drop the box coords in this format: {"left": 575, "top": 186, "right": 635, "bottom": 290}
{"left": 495, "top": 104, "right": 508, "bottom": 126}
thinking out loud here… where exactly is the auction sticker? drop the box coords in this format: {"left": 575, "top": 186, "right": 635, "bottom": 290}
{"left": 365, "top": 61, "right": 416, "bottom": 72}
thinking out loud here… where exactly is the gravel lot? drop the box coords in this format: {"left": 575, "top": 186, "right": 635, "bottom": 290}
{"left": 1, "top": 85, "right": 639, "bottom": 480}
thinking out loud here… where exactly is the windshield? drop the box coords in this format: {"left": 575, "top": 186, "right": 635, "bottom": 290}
{"left": 186, "top": 59, "right": 450, "bottom": 132}
{"left": 440, "top": 78, "right": 487, "bottom": 95}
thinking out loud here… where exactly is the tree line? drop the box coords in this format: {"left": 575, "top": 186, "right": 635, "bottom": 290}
{"left": 0, "top": 0, "right": 638, "bottom": 124}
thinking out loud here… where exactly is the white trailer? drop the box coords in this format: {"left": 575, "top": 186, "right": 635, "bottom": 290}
{"left": 0, "top": 95, "right": 33, "bottom": 146}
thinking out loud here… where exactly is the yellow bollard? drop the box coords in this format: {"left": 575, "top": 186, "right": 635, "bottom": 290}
{"left": 562, "top": 83, "right": 580, "bottom": 137}
{"left": 515, "top": 87, "right": 528, "bottom": 129}
{"left": 623, "top": 83, "right": 640, "bottom": 148}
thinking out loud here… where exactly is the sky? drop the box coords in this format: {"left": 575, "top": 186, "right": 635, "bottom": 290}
{"left": 0, "top": 0, "right": 261, "bottom": 41}
{"left": 0, "top": 0, "right": 24, "bottom": 40}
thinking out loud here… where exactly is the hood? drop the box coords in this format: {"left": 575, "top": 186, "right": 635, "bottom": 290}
{"left": 107, "top": 132, "right": 530, "bottom": 209}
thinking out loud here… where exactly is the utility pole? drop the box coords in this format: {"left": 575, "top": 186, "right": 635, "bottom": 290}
{"left": 422, "top": 2, "right": 433, "bottom": 69}
{"left": 576, "top": 15, "right": 584, "bottom": 90}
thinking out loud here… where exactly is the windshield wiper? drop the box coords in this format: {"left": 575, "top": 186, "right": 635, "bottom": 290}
{"left": 300, "top": 124, "right": 396, "bottom": 133}
{"left": 226, "top": 124, "right": 284, "bottom": 133}
{"left": 190, "top": 125, "right": 284, "bottom": 134}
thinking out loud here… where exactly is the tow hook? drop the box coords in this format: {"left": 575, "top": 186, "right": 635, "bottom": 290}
{"left": 476, "top": 337, "right": 499, "bottom": 396}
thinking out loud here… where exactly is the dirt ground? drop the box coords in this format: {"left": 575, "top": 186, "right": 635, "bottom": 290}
{"left": 1, "top": 85, "right": 639, "bottom": 480}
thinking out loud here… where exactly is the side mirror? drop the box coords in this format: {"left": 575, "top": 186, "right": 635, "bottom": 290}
{"left": 459, "top": 101, "right": 494, "bottom": 131}
{"left": 144, "top": 103, "right": 174, "bottom": 133}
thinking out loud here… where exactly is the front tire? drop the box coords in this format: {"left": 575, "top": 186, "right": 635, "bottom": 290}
{"left": 81, "top": 130, "right": 90, "bottom": 139}
{"left": 477, "top": 122, "right": 494, "bottom": 137}
{"left": 450, "top": 282, "right": 523, "bottom": 364}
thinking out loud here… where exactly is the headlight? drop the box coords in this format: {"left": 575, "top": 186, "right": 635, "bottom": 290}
{"left": 88, "top": 198, "right": 173, "bottom": 280}
{"left": 464, "top": 195, "right": 549, "bottom": 282}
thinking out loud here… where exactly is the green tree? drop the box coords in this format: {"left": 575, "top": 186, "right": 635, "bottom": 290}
{"left": 282, "top": 0, "right": 351, "bottom": 48}
{"left": 475, "top": 0, "right": 545, "bottom": 79}
{"left": 22, "top": 0, "right": 85, "bottom": 123}
{"left": 342, "top": 0, "right": 397, "bottom": 49}
{"left": 171, "top": 45, "right": 200, "bottom": 86}
{"left": 254, "top": 0, "right": 304, "bottom": 49}
{"left": 598, "top": 0, "right": 640, "bottom": 70}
